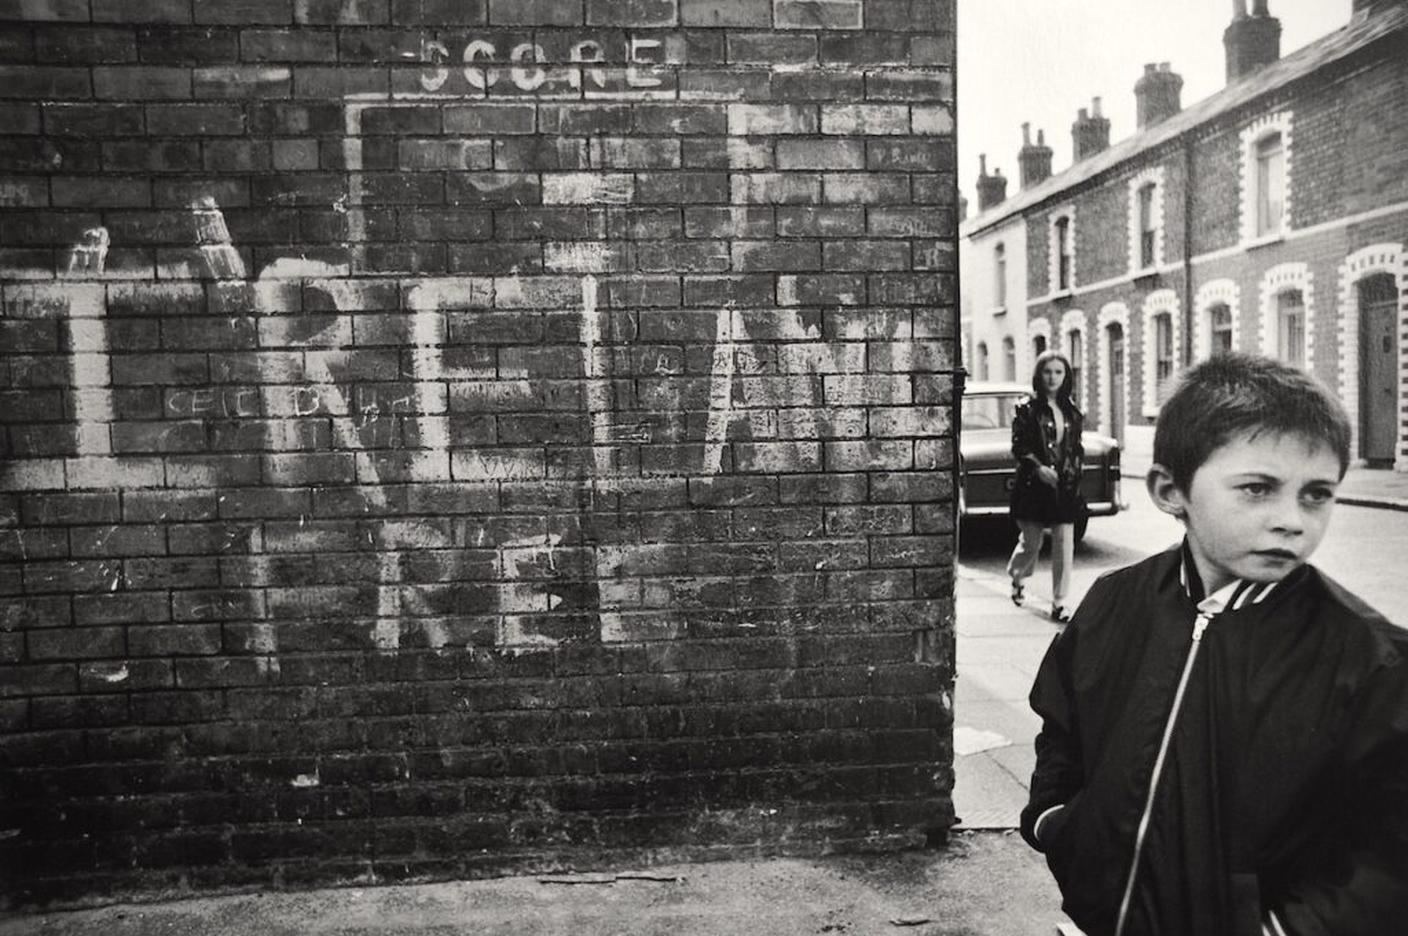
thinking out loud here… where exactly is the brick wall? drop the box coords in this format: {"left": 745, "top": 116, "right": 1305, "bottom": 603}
{"left": 1068, "top": 180, "right": 1124, "bottom": 286}
{"left": 0, "top": 0, "right": 958, "bottom": 904}
{"left": 1189, "top": 131, "right": 1240, "bottom": 257}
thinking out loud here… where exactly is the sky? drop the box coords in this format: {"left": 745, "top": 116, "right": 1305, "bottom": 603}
{"left": 958, "top": 0, "right": 1354, "bottom": 210}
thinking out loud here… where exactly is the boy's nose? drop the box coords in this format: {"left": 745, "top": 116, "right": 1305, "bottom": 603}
{"left": 1269, "top": 497, "right": 1306, "bottom": 534}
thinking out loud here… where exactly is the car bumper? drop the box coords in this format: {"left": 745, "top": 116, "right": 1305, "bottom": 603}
{"left": 959, "top": 474, "right": 1126, "bottom": 519}
{"left": 961, "top": 500, "right": 1121, "bottom": 518}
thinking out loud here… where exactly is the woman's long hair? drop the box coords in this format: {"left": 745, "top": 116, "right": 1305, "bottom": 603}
{"left": 1031, "top": 350, "right": 1078, "bottom": 415}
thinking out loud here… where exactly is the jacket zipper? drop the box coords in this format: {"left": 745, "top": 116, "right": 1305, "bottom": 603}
{"left": 1113, "top": 611, "right": 1213, "bottom": 936}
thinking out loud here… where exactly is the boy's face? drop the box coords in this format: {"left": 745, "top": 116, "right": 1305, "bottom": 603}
{"left": 1153, "top": 430, "right": 1341, "bottom": 594}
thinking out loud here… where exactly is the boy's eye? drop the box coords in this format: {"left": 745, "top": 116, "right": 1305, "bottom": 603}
{"left": 1301, "top": 488, "right": 1336, "bottom": 506}
{"left": 1240, "top": 483, "right": 1271, "bottom": 497}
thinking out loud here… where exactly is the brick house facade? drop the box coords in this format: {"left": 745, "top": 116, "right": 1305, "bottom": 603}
{"left": 964, "top": 1, "right": 1408, "bottom": 473}
{"left": 0, "top": 0, "right": 958, "bottom": 903}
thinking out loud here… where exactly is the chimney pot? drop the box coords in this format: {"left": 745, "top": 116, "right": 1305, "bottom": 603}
{"left": 1135, "top": 63, "right": 1184, "bottom": 128}
{"left": 1073, "top": 96, "right": 1112, "bottom": 161}
{"left": 976, "top": 156, "right": 1008, "bottom": 211}
{"left": 1224, "top": 0, "right": 1281, "bottom": 82}
{"left": 1018, "top": 123, "right": 1054, "bottom": 190}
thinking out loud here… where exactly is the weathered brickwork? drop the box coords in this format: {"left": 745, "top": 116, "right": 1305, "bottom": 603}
{"left": 1019, "top": 14, "right": 1408, "bottom": 469}
{"left": 0, "top": 0, "right": 958, "bottom": 903}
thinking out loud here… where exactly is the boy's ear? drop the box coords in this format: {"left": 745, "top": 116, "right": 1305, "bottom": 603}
{"left": 1146, "top": 463, "right": 1188, "bottom": 522}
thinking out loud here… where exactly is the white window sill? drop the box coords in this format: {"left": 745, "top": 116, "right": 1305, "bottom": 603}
{"left": 1242, "top": 232, "right": 1285, "bottom": 250}
{"left": 1142, "top": 405, "right": 1162, "bottom": 420}
{"left": 1049, "top": 288, "right": 1074, "bottom": 300}
{"left": 1132, "top": 263, "right": 1159, "bottom": 276}
{"left": 992, "top": 305, "right": 1008, "bottom": 316}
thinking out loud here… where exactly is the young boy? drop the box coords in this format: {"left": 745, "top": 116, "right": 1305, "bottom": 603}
{"left": 1020, "top": 354, "right": 1408, "bottom": 936}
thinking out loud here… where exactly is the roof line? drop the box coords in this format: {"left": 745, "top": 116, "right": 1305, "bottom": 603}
{"left": 961, "top": 7, "right": 1408, "bottom": 237}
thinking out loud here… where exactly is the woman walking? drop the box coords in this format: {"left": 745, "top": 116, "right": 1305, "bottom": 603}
{"left": 1007, "top": 350, "right": 1084, "bottom": 623}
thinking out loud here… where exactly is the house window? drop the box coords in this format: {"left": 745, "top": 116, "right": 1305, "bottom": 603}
{"left": 1032, "top": 333, "right": 1047, "bottom": 359}
{"left": 1209, "top": 304, "right": 1233, "bottom": 355}
{"left": 1256, "top": 133, "right": 1285, "bottom": 238}
{"left": 1067, "top": 329, "right": 1083, "bottom": 396}
{"left": 994, "top": 243, "right": 1007, "bottom": 308}
{"left": 1002, "top": 336, "right": 1017, "bottom": 382}
{"left": 976, "top": 341, "right": 990, "bottom": 381}
{"left": 1154, "top": 313, "right": 1175, "bottom": 388}
{"left": 1138, "top": 183, "right": 1157, "bottom": 269}
{"left": 1055, "top": 216, "right": 1072, "bottom": 291}
{"left": 1277, "top": 290, "right": 1305, "bottom": 366}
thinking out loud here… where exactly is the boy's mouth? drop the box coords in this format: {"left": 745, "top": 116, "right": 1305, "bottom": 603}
{"left": 1253, "top": 549, "right": 1298, "bottom": 561}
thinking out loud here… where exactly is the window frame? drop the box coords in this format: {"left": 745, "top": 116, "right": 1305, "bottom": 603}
{"left": 1065, "top": 326, "right": 1084, "bottom": 408}
{"left": 1256, "top": 132, "right": 1286, "bottom": 239}
{"left": 1047, "top": 206, "right": 1076, "bottom": 297}
{"left": 1277, "top": 289, "right": 1306, "bottom": 367}
{"left": 1209, "top": 303, "right": 1234, "bottom": 356}
{"left": 1126, "top": 167, "right": 1166, "bottom": 274}
{"left": 1154, "top": 313, "right": 1175, "bottom": 385}
{"left": 1239, "top": 112, "right": 1293, "bottom": 246}
{"left": 1141, "top": 289, "right": 1182, "bottom": 417}
{"left": 994, "top": 242, "right": 1007, "bottom": 310}
{"left": 1056, "top": 218, "right": 1072, "bottom": 291}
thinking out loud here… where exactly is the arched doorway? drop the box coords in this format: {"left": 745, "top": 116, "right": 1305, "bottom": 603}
{"left": 1359, "top": 273, "right": 1399, "bottom": 466}
{"left": 1106, "top": 322, "right": 1126, "bottom": 446}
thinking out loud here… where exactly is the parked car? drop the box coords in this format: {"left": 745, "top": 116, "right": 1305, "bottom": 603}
{"left": 958, "top": 381, "right": 1124, "bottom": 541}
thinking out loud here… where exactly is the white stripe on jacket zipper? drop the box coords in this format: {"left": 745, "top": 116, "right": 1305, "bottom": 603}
{"left": 1113, "top": 610, "right": 1213, "bottom": 936}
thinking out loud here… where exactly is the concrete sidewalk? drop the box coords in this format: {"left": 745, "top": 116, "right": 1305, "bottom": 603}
{"left": 951, "top": 568, "right": 1053, "bottom": 831}
{"left": 0, "top": 833, "right": 1067, "bottom": 936}
{"left": 1335, "top": 466, "right": 1408, "bottom": 511}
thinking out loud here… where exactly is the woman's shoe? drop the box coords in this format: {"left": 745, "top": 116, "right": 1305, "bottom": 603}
{"left": 1010, "top": 581, "right": 1025, "bottom": 606}
{"left": 1050, "top": 604, "right": 1071, "bottom": 624}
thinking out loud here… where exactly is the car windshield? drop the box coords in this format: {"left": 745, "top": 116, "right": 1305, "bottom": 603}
{"left": 962, "top": 393, "right": 1024, "bottom": 431}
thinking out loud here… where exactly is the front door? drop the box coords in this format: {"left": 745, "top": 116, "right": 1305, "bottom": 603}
{"left": 1359, "top": 274, "right": 1399, "bottom": 466}
{"left": 1108, "top": 324, "right": 1126, "bottom": 446}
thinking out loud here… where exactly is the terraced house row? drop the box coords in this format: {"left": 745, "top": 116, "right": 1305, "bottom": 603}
{"left": 961, "top": 0, "right": 1408, "bottom": 473}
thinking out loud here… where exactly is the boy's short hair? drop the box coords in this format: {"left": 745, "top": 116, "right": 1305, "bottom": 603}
{"left": 1153, "top": 353, "right": 1351, "bottom": 491}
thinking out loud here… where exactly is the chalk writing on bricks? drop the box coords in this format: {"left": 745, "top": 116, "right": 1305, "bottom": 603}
{"left": 419, "top": 35, "right": 674, "bottom": 94}
{"left": 1, "top": 200, "right": 880, "bottom": 658}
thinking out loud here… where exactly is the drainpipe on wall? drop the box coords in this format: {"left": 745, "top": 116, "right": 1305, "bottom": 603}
{"left": 1182, "top": 136, "right": 1196, "bottom": 365}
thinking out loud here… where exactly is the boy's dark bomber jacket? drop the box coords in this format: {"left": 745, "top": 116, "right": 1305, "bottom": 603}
{"left": 1021, "top": 543, "right": 1408, "bottom": 936}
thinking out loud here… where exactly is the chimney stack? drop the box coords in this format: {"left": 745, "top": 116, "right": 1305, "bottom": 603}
{"left": 1018, "top": 123, "right": 1054, "bottom": 189}
{"left": 1072, "top": 96, "right": 1111, "bottom": 162}
{"left": 958, "top": 191, "right": 969, "bottom": 223}
{"left": 1224, "top": 0, "right": 1281, "bottom": 83}
{"left": 976, "top": 154, "right": 1008, "bottom": 212}
{"left": 1135, "top": 63, "right": 1184, "bottom": 129}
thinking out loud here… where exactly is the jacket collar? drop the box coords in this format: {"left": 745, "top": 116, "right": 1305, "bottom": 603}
{"left": 1177, "top": 539, "right": 1280, "bottom": 614}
